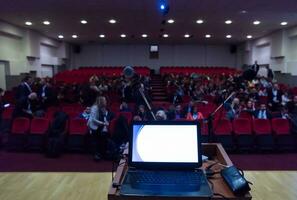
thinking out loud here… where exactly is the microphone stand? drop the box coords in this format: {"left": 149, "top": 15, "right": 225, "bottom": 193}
{"left": 139, "top": 88, "right": 156, "bottom": 120}
{"left": 207, "top": 92, "right": 236, "bottom": 142}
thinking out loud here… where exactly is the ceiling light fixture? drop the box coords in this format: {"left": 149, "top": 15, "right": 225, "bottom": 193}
{"left": 205, "top": 34, "right": 211, "bottom": 38}
{"left": 184, "top": 34, "right": 190, "bottom": 38}
{"left": 196, "top": 19, "right": 204, "bottom": 24}
{"left": 25, "top": 21, "right": 32, "bottom": 26}
{"left": 247, "top": 35, "right": 253, "bottom": 39}
{"left": 167, "top": 19, "right": 175, "bottom": 24}
{"left": 58, "top": 35, "right": 64, "bottom": 39}
{"left": 99, "top": 34, "right": 105, "bottom": 38}
{"left": 253, "top": 20, "right": 261, "bottom": 25}
{"left": 80, "top": 20, "right": 88, "bottom": 24}
{"left": 43, "top": 21, "right": 50, "bottom": 25}
{"left": 281, "top": 22, "right": 288, "bottom": 26}
{"left": 225, "top": 20, "right": 232, "bottom": 24}
{"left": 109, "top": 19, "right": 117, "bottom": 24}
{"left": 163, "top": 34, "right": 169, "bottom": 38}
{"left": 141, "top": 34, "right": 148, "bottom": 38}
{"left": 120, "top": 34, "right": 126, "bottom": 38}
{"left": 72, "top": 35, "right": 78, "bottom": 38}
{"left": 226, "top": 35, "right": 232, "bottom": 38}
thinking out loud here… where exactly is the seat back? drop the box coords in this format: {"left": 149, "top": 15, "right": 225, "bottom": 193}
{"left": 11, "top": 117, "right": 30, "bottom": 134}
{"left": 233, "top": 118, "right": 252, "bottom": 135}
{"left": 30, "top": 118, "right": 50, "bottom": 134}
{"left": 69, "top": 118, "right": 88, "bottom": 135}
{"left": 253, "top": 119, "right": 271, "bottom": 135}
{"left": 271, "top": 118, "right": 290, "bottom": 135}
{"left": 213, "top": 119, "right": 233, "bottom": 135}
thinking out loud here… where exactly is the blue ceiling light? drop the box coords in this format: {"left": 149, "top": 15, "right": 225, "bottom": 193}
{"left": 158, "top": 0, "right": 169, "bottom": 15}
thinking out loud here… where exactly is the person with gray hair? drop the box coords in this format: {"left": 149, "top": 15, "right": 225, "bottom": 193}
{"left": 155, "top": 110, "right": 167, "bottom": 120}
{"left": 13, "top": 92, "right": 38, "bottom": 119}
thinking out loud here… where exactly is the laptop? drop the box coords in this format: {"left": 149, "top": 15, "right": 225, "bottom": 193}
{"left": 120, "top": 121, "right": 213, "bottom": 197}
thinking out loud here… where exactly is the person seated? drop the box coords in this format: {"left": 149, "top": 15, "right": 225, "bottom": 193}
{"left": 155, "top": 110, "right": 167, "bottom": 120}
{"left": 79, "top": 107, "right": 91, "bottom": 120}
{"left": 119, "top": 102, "right": 131, "bottom": 112}
{"left": 225, "top": 98, "right": 241, "bottom": 121}
{"left": 242, "top": 100, "right": 256, "bottom": 114}
{"left": 253, "top": 104, "right": 272, "bottom": 119}
{"left": 268, "top": 83, "right": 282, "bottom": 111}
{"left": 186, "top": 106, "right": 204, "bottom": 121}
{"left": 136, "top": 105, "right": 150, "bottom": 121}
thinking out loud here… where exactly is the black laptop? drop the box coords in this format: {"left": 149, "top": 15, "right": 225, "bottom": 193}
{"left": 120, "top": 121, "right": 213, "bottom": 197}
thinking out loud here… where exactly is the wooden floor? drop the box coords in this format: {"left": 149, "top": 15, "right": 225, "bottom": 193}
{"left": 0, "top": 171, "right": 296, "bottom": 200}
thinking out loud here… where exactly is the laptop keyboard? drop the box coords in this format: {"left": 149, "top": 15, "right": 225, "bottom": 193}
{"left": 129, "top": 170, "right": 202, "bottom": 185}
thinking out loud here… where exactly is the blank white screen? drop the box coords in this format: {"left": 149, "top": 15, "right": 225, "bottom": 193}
{"left": 132, "top": 125, "right": 198, "bottom": 163}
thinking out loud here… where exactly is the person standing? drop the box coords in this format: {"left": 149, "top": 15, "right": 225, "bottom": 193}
{"left": 87, "top": 96, "right": 114, "bottom": 161}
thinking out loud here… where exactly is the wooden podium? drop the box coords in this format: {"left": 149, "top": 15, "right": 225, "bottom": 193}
{"left": 108, "top": 143, "right": 252, "bottom": 200}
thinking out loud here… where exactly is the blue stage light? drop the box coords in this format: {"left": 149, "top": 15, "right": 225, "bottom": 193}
{"left": 160, "top": 4, "right": 165, "bottom": 10}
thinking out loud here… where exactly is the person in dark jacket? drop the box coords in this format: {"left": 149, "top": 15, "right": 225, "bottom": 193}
{"left": 16, "top": 76, "right": 33, "bottom": 100}
{"left": 13, "top": 92, "right": 38, "bottom": 119}
{"left": 254, "top": 104, "right": 272, "bottom": 119}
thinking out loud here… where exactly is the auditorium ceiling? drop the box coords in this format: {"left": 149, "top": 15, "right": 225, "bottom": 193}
{"left": 0, "top": 0, "right": 297, "bottom": 44}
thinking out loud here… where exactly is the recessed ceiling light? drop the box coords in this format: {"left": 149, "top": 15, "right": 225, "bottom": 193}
{"left": 120, "top": 34, "right": 126, "bottom": 38}
{"left": 240, "top": 10, "right": 248, "bottom": 14}
{"left": 109, "top": 19, "right": 117, "bottom": 24}
{"left": 163, "top": 34, "right": 169, "bottom": 38}
{"left": 141, "top": 34, "right": 148, "bottom": 38}
{"left": 253, "top": 20, "right": 261, "bottom": 25}
{"left": 72, "top": 35, "right": 78, "bottom": 38}
{"left": 58, "top": 35, "right": 64, "bottom": 39}
{"left": 167, "top": 19, "right": 175, "bottom": 24}
{"left": 247, "top": 35, "right": 253, "bottom": 39}
{"left": 196, "top": 19, "right": 204, "bottom": 24}
{"left": 226, "top": 35, "right": 232, "bottom": 38}
{"left": 25, "top": 21, "right": 32, "bottom": 26}
{"left": 225, "top": 20, "right": 232, "bottom": 24}
{"left": 184, "top": 34, "right": 190, "bottom": 38}
{"left": 99, "top": 34, "right": 105, "bottom": 38}
{"left": 43, "top": 21, "right": 50, "bottom": 25}
{"left": 281, "top": 21, "right": 288, "bottom": 26}
{"left": 205, "top": 34, "right": 211, "bottom": 38}
{"left": 80, "top": 20, "right": 88, "bottom": 24}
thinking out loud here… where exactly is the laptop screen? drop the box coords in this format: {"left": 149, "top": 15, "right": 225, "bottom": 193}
{"left": 129, "top": 121, "right": 202, "bottom": 169}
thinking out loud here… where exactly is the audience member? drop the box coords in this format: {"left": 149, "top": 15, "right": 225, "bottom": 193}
{"left": 13, "top": 92, "right": 38, "bottom": 119}
{"left": 186, "top": 106, "right": 204, "bottom": 121}
{"left": 254, "top": 104, "right": 271, "bottom": 119}
{"left": 16, "top": 76, "right": 33, "bottom": 100}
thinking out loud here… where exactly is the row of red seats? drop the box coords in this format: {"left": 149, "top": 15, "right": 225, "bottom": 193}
{"left": 54, "top": 66, "right": 150, "bottom": 83}
{"left": 198, "top": 118, "right": 294, "bottom": 150}
{"left": 8, "top": 117, "right": 88, "bottom": 150}
{"left": 160, "top": 66, "right": 240, "bottom": 76}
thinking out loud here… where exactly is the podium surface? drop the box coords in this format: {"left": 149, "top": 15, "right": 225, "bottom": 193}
{"left": 108, "top": 143, "right": 252, "bottom": 200}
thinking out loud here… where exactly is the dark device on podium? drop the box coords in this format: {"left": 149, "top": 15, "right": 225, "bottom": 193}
{"left": 221, "top": 166, "right": 251, "bottom": 195}
{"left": 120, "top": 121, "right": 212, "bottom": 197}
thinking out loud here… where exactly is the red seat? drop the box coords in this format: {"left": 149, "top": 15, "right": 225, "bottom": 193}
{"left": 233, "top": 118, "right": 254, "bottom": 149}
{"left": 253, "top": 119, "right": 271, "bottom": 135}
{"left": 238, "top": 111, "right": 253, "bottom": 120}
{"left": 11, "top": 117, "right": 30, "bottom": 134}
{"left": 2, "top": 107, "right": 14, "bottom": 120}
{"left": 233, "top": 118, "right": 252, "bottom": 135}
{"left": 69, "top": 118, "right": 88, "bottom": 135}
{"left": 9, "top": 117, "right": 30, "bottom": 150}
{"left": 30, "top": 118, "right": 50, "bottom": 135}
{"left": 253, "top": 119, "right": 273, "bottom": 149}
{"left": 213, "top": 119, "right": 232, "bottom": 135}
{"left": 271, "top": 118, "right": 290, "bottom": 135}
